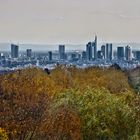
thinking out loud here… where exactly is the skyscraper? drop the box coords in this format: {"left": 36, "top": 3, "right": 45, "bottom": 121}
{"left": 135, "top": 51, "right": 140, "bottom": 61}
{"left": 94, "top": 35, "right": 97, "bottom": 59}
{"left": 26, "top": 49, "right": 32, "bottom": 58}
{"left": 101, "top": 45, "right": 106, "bottom": 59}
{"left": 59, "top": 45, "right": 65, "bottom": 60}
{"left": 106, "top": 43, "right": 113, "bottom": 60}
{"left": 86, "top": 42, "right": 93, "bottom": 61}
{"left": 125, "top": 45, "right": 132, "bottom": 61}
{"left": 109, "top": 43, "right": 113, "bottom": 60}
{"left": 11, "top": 44, "right": 19, "bottom": 58}
{"left": 48, "top": 51, "right": 52, "bottom": 61}
{"left": 117, "top": 47, "right": 125, "bottom": 60}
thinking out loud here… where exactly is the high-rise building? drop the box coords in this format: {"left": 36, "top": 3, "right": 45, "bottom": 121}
{"left": 86, "top": 35, "right": 97, "bottom": 60}
{"left": 101, "top": 45, "right": 106, "bottom": 59}
{"left": 48, "top": 51, "right": 52, "bottom": 61}
{"left": 109, "top": 43, "right": 113, "bottom": 60}
{"left": 135, "top": 51, "right": 140, "bottom": 60}
{"left": 59, "top": 45, "right": 65, "bottom": 60}
{"left": 11, "top": 44, "right": 19, "bottom": 58}
{"left": 26, "top": 49, "right": 32, "bottom": 58}
{"left": 86, "top": 42, "right": 93, "bottom": 61}
{"left": 125, "top": 45, "right": 132, "bottom": 61}
{"left": 94, "top": 35, "right": 97, "bottom": 59}
{"left": 117, "top": 47, "right": 125, "bottom": 60}
{"left": 106, "top": 43, "right": 113, "bottom": 60}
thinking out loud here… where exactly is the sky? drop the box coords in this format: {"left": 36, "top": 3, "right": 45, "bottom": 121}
{"left": 0, "top": 0, "right": 140, "bottom": 44}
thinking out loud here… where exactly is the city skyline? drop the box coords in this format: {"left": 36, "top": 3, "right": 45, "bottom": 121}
{"left": 1, "top": 37, "right": 140, "bottom": 71}
{"left": 0, "top": 36, "right": 138, "bottom": 60}
{"left": 0, "top": 0, "right": 140, "bottom": 44}
{"left": 0, "top": 42, "right": 140, "bottom": 52}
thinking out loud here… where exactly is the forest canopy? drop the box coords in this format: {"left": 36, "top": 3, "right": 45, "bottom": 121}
{"left": 0, "top": 66, "right": 140, "bottom": 140}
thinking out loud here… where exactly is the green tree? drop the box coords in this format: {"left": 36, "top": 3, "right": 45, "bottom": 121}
{"left": 53, "top": 88, "right": 140, "bottom": 140}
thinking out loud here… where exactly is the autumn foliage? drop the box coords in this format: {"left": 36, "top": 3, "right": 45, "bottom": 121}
{"left": 0, "top": 66, "right": 140, "bottom": 140}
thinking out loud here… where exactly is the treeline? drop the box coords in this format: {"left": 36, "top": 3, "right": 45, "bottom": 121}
{"left": 0, "top": 66, "right": 140, "bottom": 140}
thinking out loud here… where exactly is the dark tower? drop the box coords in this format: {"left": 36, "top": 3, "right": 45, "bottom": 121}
{"left": 48, "top": 51, "right": 52, "bottom": 61}
{"left": 11, "top": 44, "right": 19, "bottom": 58}
{"left": 94, "top": 35, "right": 97, "bottom": 59}
{"left": 86, "top": 42, "right": 93, "bottom": 61}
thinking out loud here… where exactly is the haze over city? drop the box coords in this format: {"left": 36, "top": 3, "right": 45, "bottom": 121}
{"left": 0, "top": 0, "right": 140, "bottom": 47}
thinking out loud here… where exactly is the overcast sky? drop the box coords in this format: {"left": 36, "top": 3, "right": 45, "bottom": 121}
{"left": 0, "top": 0, "right": 140, "bottom": 44}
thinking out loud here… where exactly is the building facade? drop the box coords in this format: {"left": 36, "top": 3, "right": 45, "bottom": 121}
{"left": 101, "top": 45, "right": 106, "bottom": 59}
{"left": 11, "top": 44, "right": 19, "bottom": 58}
{"left": 86, "top": 42, "right": 93, "bottom": 61}
{"left": 26, "top": 49, "right": 32, "bottom": 58}
{"left": 106, "top": 43, "right": 113, "bottom": 60}
{"left": 48, "top": 51, "right": 52, "bottom": 61}
{"left": 125, "top": 46, "right": 132, "bottom": 61}
{"left": 117, "top": 47, "right": 125, "bottom": 60}
{"left": 135, "top": 51, "right": 140, "bottom": 60}
{"left": 94, "top": 35, "right": 97, "bottom": 59}
{"left": 59, "top": 45, "right": 65, "bottom": 60}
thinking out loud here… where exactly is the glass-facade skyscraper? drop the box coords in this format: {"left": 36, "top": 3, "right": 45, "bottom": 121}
{"left": 86, "top": 35, "right": 97, "bottom": 60}
{"left": 135, "top": 51, "right": 140, "bottom": 60}
{"left": 101, "top": 45, "right": 106, "bottom": 59}
{"left": 86, "top": 42, "right": 93, "bottom": 61}
{"left": 59, "top": 45, "right": 65, "bottom": 60}
{"left": 26, "top": 49, "right": 32, "bottom": 58}
{"left": 11, "top": 44, "right": 19, "bottom": 58}
{"left": 48, "top": 51, "right": 52, "bottom": 61}
{"left": 94, "top": 35, "right": 97, "bottom": 59}
{"left": 117, "top": 47, "right": 125, "bottom": 60}
{"left": 125, "top": 46, "right": 132, "bottom": 61}
{"left": 106, "top": 43, "right": 113, "bottom": 60}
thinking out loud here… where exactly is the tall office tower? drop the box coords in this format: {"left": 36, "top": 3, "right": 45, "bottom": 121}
{"left": 125, "top": 45, "right": 132, "bottom": 61}
{"left": 82, "top": 51, "right": 87, "bottom": 60}
{"left": 117, "top": 47, "right": 125, "bottom": 60}
{"left": 94, "top": 35, "right": 97, "bottom": 59}
{"left": 86, "top": 42, "right": 93, "bottom": 61}
{"left": 11, "top": 44, "right": 19, "bottom": 58}
{"left": 48, "top": 51, "right": 52, "bottom": 61}
{"left": 106, "top": 43, "right": 113, "bottom": 60}
{"left": 101, "top": 45, "right": 106, "bottom": 59}
{"left": 59, "top": 45, "right": 65, "bottom": 60}
{"left": 109, "top": 43, "right": 113, "bottom": 60}
{"left": 135, "top": 51, "right": 140, "bottom": 60}
{"left": 26, "top": 49, "right": 32, "bottom": 58}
